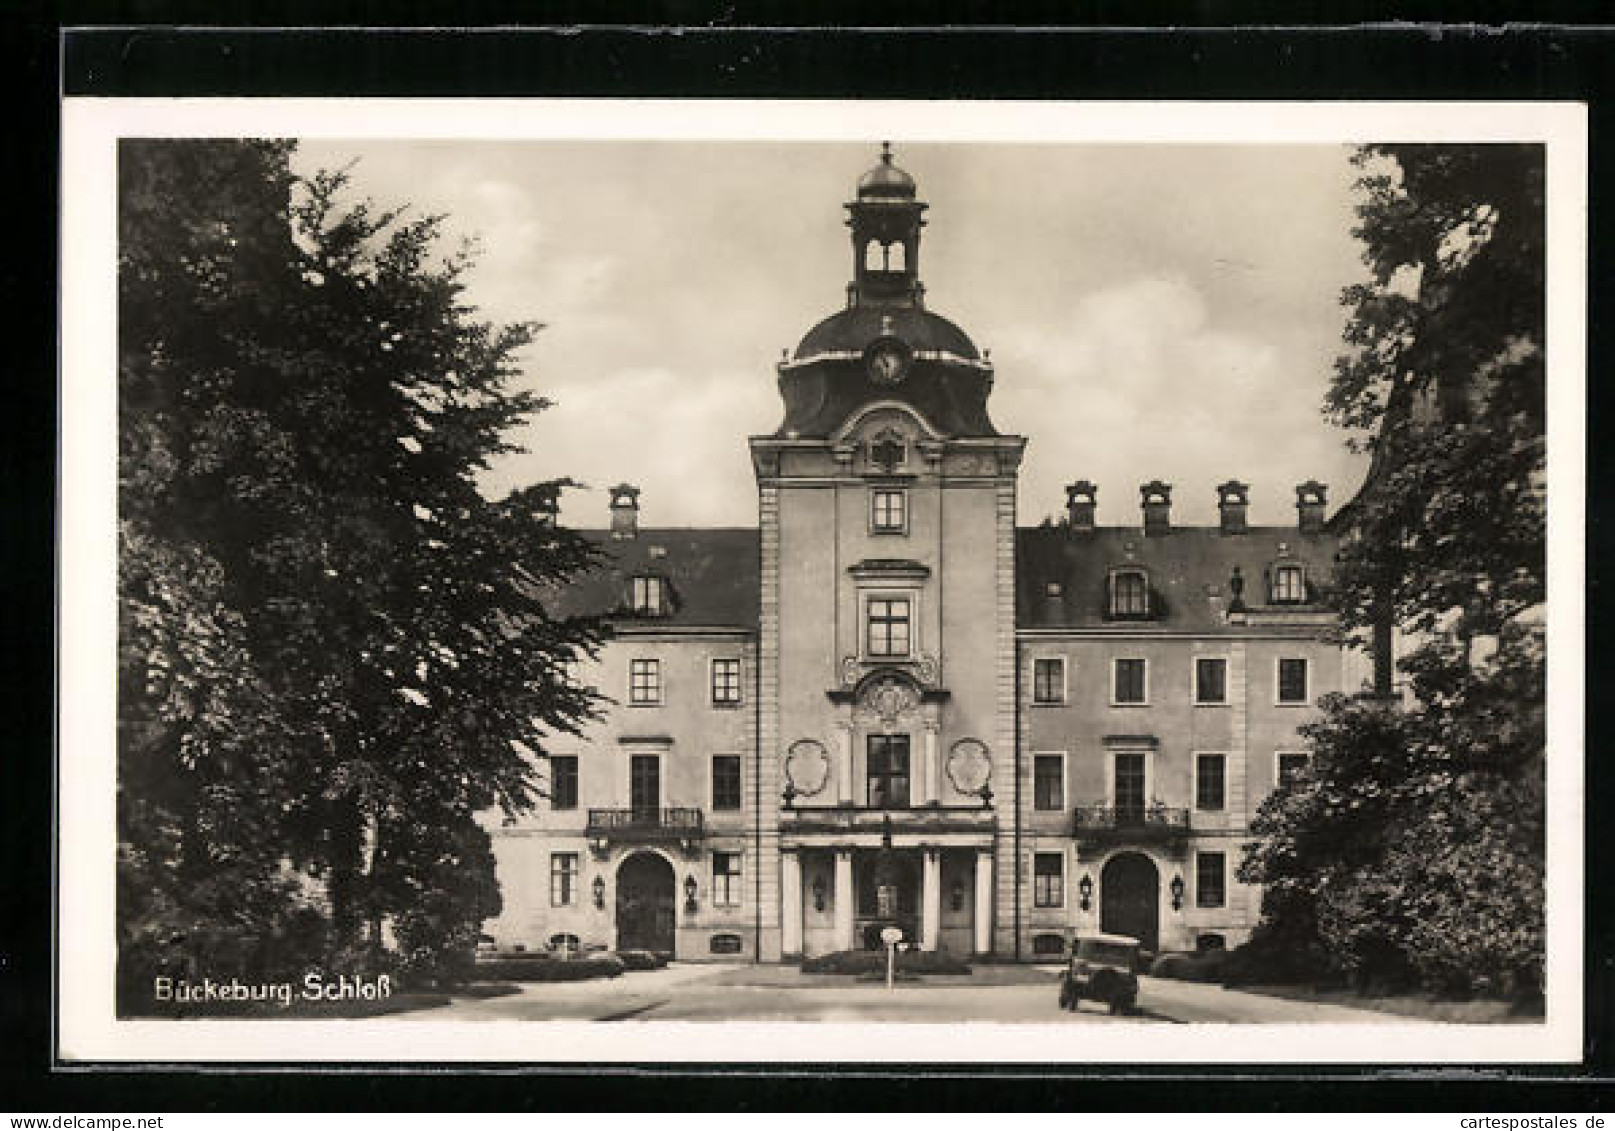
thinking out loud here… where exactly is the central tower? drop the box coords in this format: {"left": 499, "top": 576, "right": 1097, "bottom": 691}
{"left": 751, "top": 147, "right": 1025, "bottom": 961}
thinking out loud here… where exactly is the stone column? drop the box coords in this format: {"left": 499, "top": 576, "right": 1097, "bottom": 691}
{"left": 781, "top": 849, "right": 803, "bottom": 957}
{"left": 922, "top": 719, "right": 940, "bottom": 804}
{"left": 833, "top": 849, "right": 855, "bottom": 951}
{"left": 973, "top": 850, "right": 993, "bottom": 955}
{"left": 921, "top": 848, "right": 942, "bottom": 951}
{"left": 835, "top": 721, "right": 854, "bottom": 805}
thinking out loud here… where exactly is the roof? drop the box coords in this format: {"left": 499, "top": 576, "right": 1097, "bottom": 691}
{"left": 794, "top": 305, "right": 979, "bottom": 361}
{"left": 1016, "top": 525, "right": 1339, "bottom": 632}
{"left": 558, "top": 528, "right": 760, "bottom": 630}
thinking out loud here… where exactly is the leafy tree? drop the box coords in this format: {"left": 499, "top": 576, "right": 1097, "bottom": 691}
{"left": 1239, "top": 144, "right": 1545, "bottom": 996}
{"left": 118, "top": 139, "right": 602, "bottom": 999}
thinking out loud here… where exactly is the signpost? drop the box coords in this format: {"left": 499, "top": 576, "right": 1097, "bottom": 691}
{"left": 881, "top": 926, "right": 904, "bottom": 990}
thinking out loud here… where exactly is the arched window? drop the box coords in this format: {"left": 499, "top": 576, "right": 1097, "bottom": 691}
{"left": 1109, "top": 569, "right": 1150, "bottom": 618}
{"left": 888, "top": 241, "right": 906, "bottom": 271}
{"left": 864, "top": 240, "right": 883, "bottom": 271}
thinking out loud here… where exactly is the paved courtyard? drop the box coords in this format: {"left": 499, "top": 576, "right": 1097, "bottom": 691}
{"left": 415, "top": 963, "right": 1402, "bottom": 1025}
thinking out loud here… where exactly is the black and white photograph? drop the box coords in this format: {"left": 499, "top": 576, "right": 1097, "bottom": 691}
{"left": 56, "top": 99, "right": 1584, "bottom": 1065}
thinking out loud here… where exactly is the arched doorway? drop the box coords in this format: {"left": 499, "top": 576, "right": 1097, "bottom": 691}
{"left": 1100, "top": 852, "right": 1160, "bottom": 952}
{"left": 616, "top": 852, "right": 676, "bottom": 955}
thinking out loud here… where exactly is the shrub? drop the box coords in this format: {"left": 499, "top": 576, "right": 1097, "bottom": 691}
{"left": 1149, "top": 951, "right": 1227, "bottom": 984}
{"left": 470, "top": 954, "right": 626, "bottom": 982}
{"left": 611, "top": 950, "right": 665, "bottom": 971}
{"left": 801, "top": 949, "right": 971, "bottom": 975}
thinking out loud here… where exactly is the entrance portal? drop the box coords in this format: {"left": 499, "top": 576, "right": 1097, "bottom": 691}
{"left": 854, "top": 850, "right": 919, "bottom": 950}
{"left": 1100, "top": 852, "right": 1160, "bottom": 952}
{"left": 616, "top": 851, "right": 676, "bottom": 955}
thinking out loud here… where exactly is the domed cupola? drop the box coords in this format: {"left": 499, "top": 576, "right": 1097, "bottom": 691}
{"left": 774, "top": 144, "right": 999, "bottom": 440}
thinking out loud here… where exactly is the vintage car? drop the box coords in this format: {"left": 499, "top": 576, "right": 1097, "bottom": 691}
{"left": 1057, "top": 932, "right": 1142, "bottom": 1015}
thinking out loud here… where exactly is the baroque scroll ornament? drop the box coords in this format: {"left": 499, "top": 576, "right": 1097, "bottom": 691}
{"left": 945, "top": 738, "right": 992, "bottom": 795}
{"left": 784, "top": 739, "right": 831, "bottom": 797}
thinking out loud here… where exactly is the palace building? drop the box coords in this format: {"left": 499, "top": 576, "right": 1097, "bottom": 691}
{"left": 481, "top": 146, "right": 1353, "bottom": 963}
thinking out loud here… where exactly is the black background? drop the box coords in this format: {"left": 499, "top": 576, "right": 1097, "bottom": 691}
{"left": 9, "top": 4, "right": 1613, "bottom": 1112}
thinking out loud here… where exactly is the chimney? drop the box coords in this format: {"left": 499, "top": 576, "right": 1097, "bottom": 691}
{"left": 609, "top": 483, "right": 641, "bottom": 539}
{"left": 1140, "top": 480, "right": 1172, "bottom": 536}
{"left": 1296, "top": 480, "right": 1327, "bottom": 534}
{"left": 1065, "top": 480, "right": 1097, "bottom": 533}
{"left": 1216, "top": 480, "right": 1250, "bottom": 535}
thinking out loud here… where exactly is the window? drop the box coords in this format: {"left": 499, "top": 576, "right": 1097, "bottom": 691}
{"left": 1270, "top": 564, "right": 1306, "bottom": 604}
{"left": 1034, "top": 853, "right": 1064, "bottom": 908}
{"left": 711, "top": 658, "right": 742, "bottom": 706}
{"left": 866, "top": 597, "right": 911, "bottom": 658}
{"left": 550, "top": 853, "right": 579, "bottom": 907}
{"left": 550, "top": 755, "right": 578, "bottom": 810}
{"left": 1109, "top": 569, "right": 1150, "bottom": 618}
{"left": 1113, "top": 658, "right": 1148, "bottom": 705}
{"left": 1032, "top": 657, "right": 1066, "bottom": 705}
{"left": 628, "top": 658, "right": 661, "bottom": 704}
{"left": 1277, "top": 657, "right": 1309, "bottom": 704}
{"left": 871, "top": 489, "right": 907, "bottom": 534}
{"left": 1113, "top": 752, "right": 1147, "bottom": 823}
{"left": 710, "top": 933, "right": 743, "bottom": 954}
{"left": 712, "top": 851, "right": 743, "bottom": 907}
{"left": 1034, "top": 754, "right": 1065, "bottom": 811}
{"left": 630, "top": 575, "right": 665, "bottom": 614}
{"left": 1277, "top": 752, "right": 1311, "bottom": 789}
{"left": 712, "top": 755, "right": 742, "bottom": 811}
{"left": 866, "top": 734, "right": 911, "bottom": 809}
{"left": 630, "top": 754, "right": 660, "bottom": 817}
{"left": 1194, "top": 657, "right": 1227, "bottom": 705}
{"left": 1195, "top": 753, "right": 1226, "bottom": 811}
{"left": 1196, "top": 851, "right": 1227, "bottom": 908}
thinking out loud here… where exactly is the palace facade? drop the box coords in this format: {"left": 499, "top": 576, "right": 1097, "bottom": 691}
{"left": 482, "top": 148, "right": 1356, "bottom": 963}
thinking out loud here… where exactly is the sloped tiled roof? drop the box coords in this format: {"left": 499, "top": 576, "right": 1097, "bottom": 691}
{"left": 559, "top": 528, "right": 760, "bottom": 629}
{"left": 1016, "top": 526, "right": 1339, "bottom": 632}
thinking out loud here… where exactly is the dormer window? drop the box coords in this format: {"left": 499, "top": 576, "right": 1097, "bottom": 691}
{"left": 1108, "top": 568, "right": 1151, "bottom": 619}
{"left": 631, "top": 575, "right": 666, "bottom": 615}
{"left": 1270, "top": 564, "right": 1307, "bottom": 604}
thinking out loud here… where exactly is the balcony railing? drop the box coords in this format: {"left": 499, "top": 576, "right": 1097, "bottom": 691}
{"left": 586, "top": 807, "right": 706, "bottom": 841}
{"left": 780, "top": 804, "right": 995, "bottom": 836}
{"left": 1071, "top": 803, "right": 1190, "bottom": 842}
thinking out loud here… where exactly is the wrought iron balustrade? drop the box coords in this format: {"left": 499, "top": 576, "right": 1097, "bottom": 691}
{"left": 1070, "top": 803, "right": 1190, "bottom": 840}
{"left": 586, "top": 807, "right": 706, "bottom": 841}
{"left": 779, "top": 804, "right": 994, "bottom": 835}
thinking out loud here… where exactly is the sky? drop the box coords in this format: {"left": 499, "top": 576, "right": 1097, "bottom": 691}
{"left": 293, "top": 140, "right": 1372, "bottom": 530}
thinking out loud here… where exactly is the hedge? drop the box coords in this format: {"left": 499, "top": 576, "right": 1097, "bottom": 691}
{"left": 471, "top": 954, "right": 626, "bottom": 982}
{"left": 612, "top": 950, "right": 669, "bottom": 971}
{"left": 1148, "top": 951, "right": 1228, "bottom": 984}
{"left": 801, "top": 949, "right": 971, "bottom": 975}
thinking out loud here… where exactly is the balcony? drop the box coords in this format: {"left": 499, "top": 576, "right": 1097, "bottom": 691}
{"left": 1071, "top": 803, "right": 1190, "bottom": 856}
{"left": 780, "top": 804, "right": 995, "bottom": 838}
{"left": 586, "top": 807, "right": 705, "bottom": 856}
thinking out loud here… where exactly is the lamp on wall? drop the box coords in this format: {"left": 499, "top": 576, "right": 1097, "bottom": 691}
{"left": 684, "top": 873, "right": 699, "bottom": 914}
{"left": 949, "top": 879, "right": 965, "bottom": 912}
{"left": 1078, "top": 873, "right": 1094, "bottom": 912}
{"left": 1170, "top": 873, "right": 1186, "bottom": 912}
{"left": 591, "top": 875, "right": 606, "bottom": 909}
{"left": 811, "top": 875, "right": 827, "bottom": 912}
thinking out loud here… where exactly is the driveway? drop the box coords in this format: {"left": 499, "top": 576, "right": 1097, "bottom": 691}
{"left": 418, "top": 963, "right": 1401, "bottom": 1025}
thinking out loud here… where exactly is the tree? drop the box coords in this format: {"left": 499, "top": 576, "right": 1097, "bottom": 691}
{"left": 118, "top": 139, "right": 602, "bottom": 1000}
{"left": 1239, "top": 144, "right": 1546, "bottom": 996}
